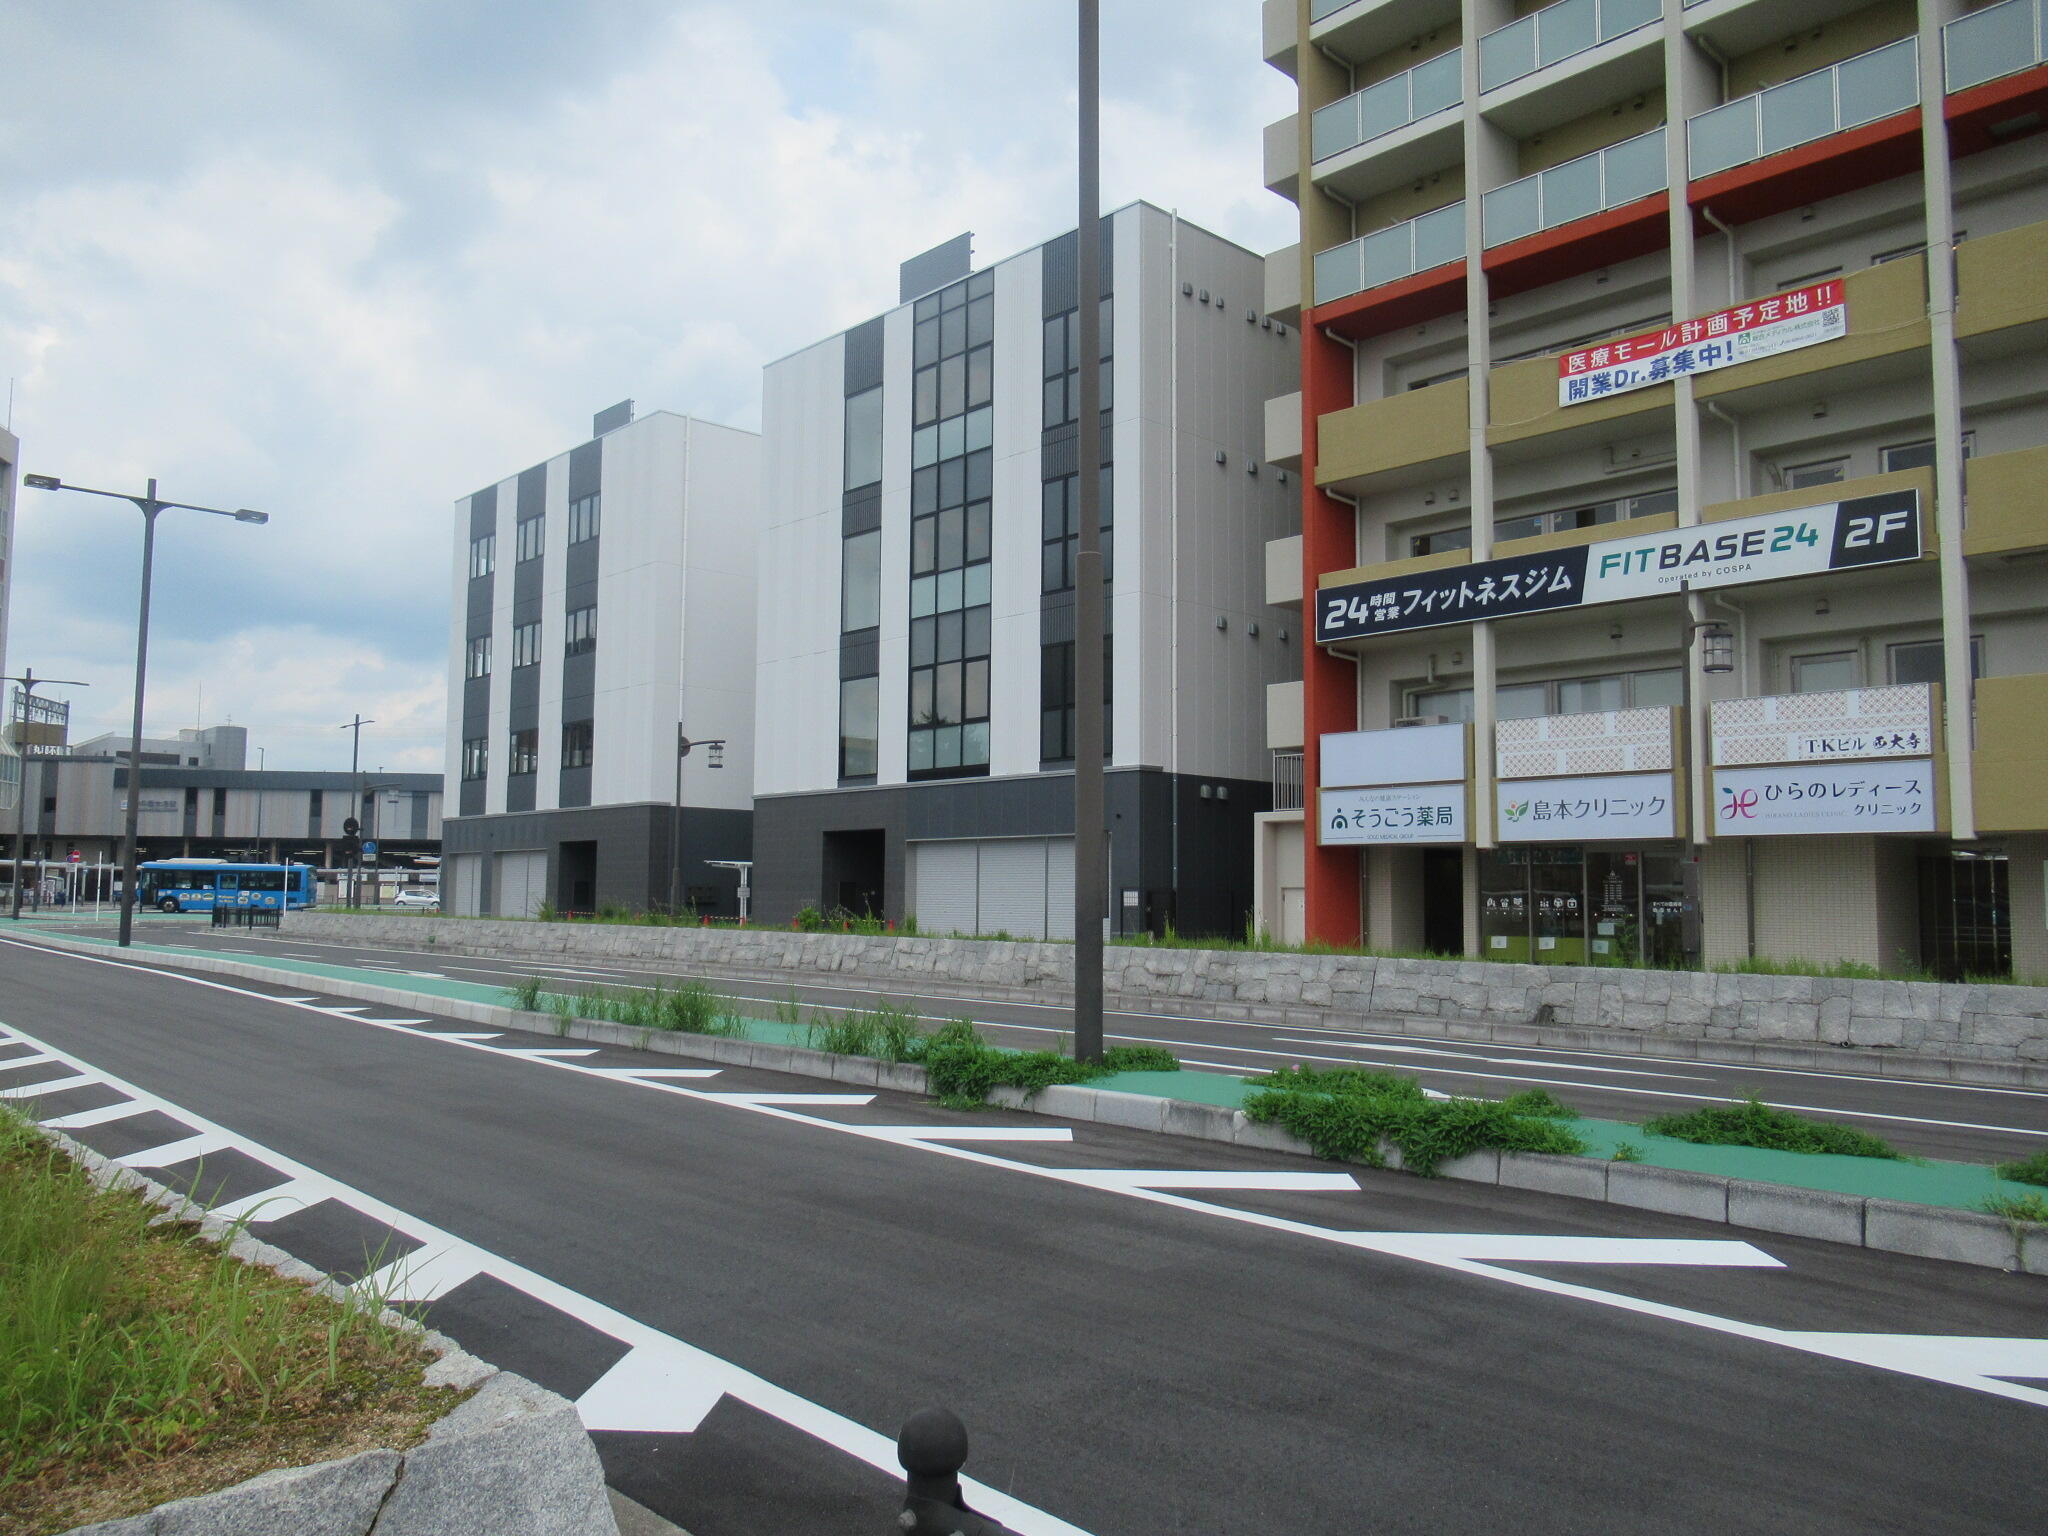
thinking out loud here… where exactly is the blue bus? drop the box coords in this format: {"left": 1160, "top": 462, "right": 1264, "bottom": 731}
{"left": 139, "top": 860, "right": 316, "bottom": 913}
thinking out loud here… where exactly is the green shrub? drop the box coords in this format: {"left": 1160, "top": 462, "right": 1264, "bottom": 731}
{"left": 1242, "top": 1077, "right": 1586, "bottom": 1176}
{"left": 1643, "top": 1096, "right": 1902, "bottom": 1159}
{"left": 1610, "top": 1141, "right": 1645, "bottom": 1163}
{"left": 502, "top": 978, "right": 742, "bottom": 1037}
{"left": 1982, "top": 1192, "right": 2048, "bottom": 1224}
{"left": 1993, "top": 1148, "right": 2048, "bottom": 1189}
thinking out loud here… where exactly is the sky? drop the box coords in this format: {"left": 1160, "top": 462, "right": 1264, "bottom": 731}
{"left": 0, "top": 0, "right": 1295, "bottom": 771}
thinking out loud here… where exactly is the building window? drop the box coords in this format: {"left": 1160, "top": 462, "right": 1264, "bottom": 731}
{"left": 564, "top": 606, "right": 596, "bottom": 656}
{"left": 461, "top": 738, "right": 488, "bottom": 780}
{"left": 1040, "top": 634, "right": 1113, "bottom": 762}
{"left": 1774, "top": 266, "right": 1842, "bottom": 290}
{"left": 908, "top": 268, "right": 996, "bottom": 778}
{"left": 469, "top": 533, "right": 495, "bottom": 578}
{"left": 1042, "top": 295, "right": 1112, "bottom": 429}
{"left": 1411, "top": 488, "right": 1675, "bottom": 557}
{"left": 568, "top": 494, "right": 601, "bottom": 544}
{"left": 845, "top": 386, "right": 884, "bottom": 491}
{"left": 512, "top": 621, "right": 542, "bottom": 668}
{"left": 1879, "top": 433, "right": 1974, "bottom": 474}
{"left": 1791, "top": 651, "right": 1860, "bottom": 693}
{"left": 508, "top": 728, "right": 538, "bottom": 776}
{"left": 1406, "top": 667, "right": 1684, "bottom": 723}
{"left": 561, "top": 719, "right": 593, "bottom": 769}
{"left": 1887, "top": 637, "right": 1984, "bottom": 687}
{"left": 1782, "top": 459, "right": 1847, "bottom": 490}
{"left": 842, "top": 530, "right": 881, "bottom": 632}
{"left": 516, "top": 515, "right": 544, "bottom": 562}
{"left": 465, "top": 634, "right": 491, "bottom": 679}
{"left": 839, "top": 676, "right": 878, "bottom": 779}
{"left": 1041, "top": 469, "right": 1114, "bottom": 593}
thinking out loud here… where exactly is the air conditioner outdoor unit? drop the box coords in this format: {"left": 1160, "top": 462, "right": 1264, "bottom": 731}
{"left": 1393, "top": 714, "right": 1450, "bottom": 728}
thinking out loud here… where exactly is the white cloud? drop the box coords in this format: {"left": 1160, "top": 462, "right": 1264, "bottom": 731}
{"left": 0, "top": 0, "right": 1295, "bottom": 770}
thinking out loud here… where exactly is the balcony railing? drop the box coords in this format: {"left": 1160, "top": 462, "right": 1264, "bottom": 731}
{"left": 1946, "top": 0, "right": 2047, "bottom": 92}
{"left": 1479, "top": 0, "right": 1661, "bottom": 93}
{"left": 1313, "top": 202, "right": 1466, "bottom": 305}
{"left": 1311, "top": 49, "right": 1463, "bottom": 162}
{"left": 1310, "top": 0, "right": 1356, "bottom": 20}
{"left": 1273, "top": 751, "right": 1305, "bottom": 812}
{"left": 1482, "top": 126, "right": 1667, "bottom": 247}
{"left": 1687, "top": 37, "right": 1920, "bottom": 179}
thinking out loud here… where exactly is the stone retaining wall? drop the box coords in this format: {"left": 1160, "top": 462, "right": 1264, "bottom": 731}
{"left": 286, "top": 913, "right": 2048, "bottom": 1079}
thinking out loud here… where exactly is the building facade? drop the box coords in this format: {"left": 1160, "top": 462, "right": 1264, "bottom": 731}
{"left": 440, "top": 405, "right": 760, "bottom": 918}
{"left": 1256, "top": 0, "right": 2048, "bottom": 978}
{"left": 0, "top": 426, "right": 18, "bottom": 821}
{"left": 753, "top": 208, "right": 1301, "bottom": 937}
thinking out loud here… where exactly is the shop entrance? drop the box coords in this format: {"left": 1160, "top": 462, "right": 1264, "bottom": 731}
{"left": 1917, "top": 849, "right": 2010, "bottom": 979}
{"left": 1480, "top": 845, "right": 1698, "bottom": 967}
{"left": 1421, "top": 848, "right": 1464, "bottom": 955}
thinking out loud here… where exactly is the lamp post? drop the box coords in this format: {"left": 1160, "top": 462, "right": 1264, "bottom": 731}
{"left": 336, "top": 716, "right": 374, "bottom": 907}
{"left": 1677, "top": 580, "right": 1736, "bottom": 849}
{"left": 2, "top": 669, "right": 89, "bottom": 919}
{"left": 671, "top": 728, "right": 726, "bottom": 915}
{"left": 254, "top": 746, "right": 266, "bottom": 864}
{"left": 21, "top": 475, "right": 268, "bottom": 946}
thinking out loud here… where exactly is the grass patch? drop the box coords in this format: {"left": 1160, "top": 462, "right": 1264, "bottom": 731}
{"left": 1642, "top": 1095, "right": 1903, "bottom": 1159}
{"left": 901, "top": 1021, "right": 1176, "bottom": 1108}
{"left": 0, "top": 1109, "right": 461, "bottom": 1536}
{"left": 502, "top": 978, "right": 746, "bottom": 1037}
{"left": 1240, "top": 1066, "right": 1586, "bottom": 1176}
{"left": 1981, "top": 1192, "right": 2048, "bottom": 1225}
{"left": 1992, "top": 1148, "right": 2048, "bottom": 1189}
{"left": 1610, "top": 1141, "right": 1645, "bottom": 1163}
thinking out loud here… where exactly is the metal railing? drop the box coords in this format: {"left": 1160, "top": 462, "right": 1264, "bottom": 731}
{"left": 1482, "top": 126, "right": 1667, "bottom": 247}
{"left": 210, "top": 905, "right": 281, "bottom": 930}
{"left": 1273, "top": 750, "right": 1305, "bottom": 811}
{"left": 1310, "top": 48, "right": 1462, "bottom": 162}
{"left": 1313, "top": 201, "right": 1465, "bottom": 304}
{"left": 1945, "top": 0, "right": 2047, "bottom": 92}
{"left": 1479, "top": 0, "right": 1661, "bottom": 93}
{"left": 1687, "top": 37, "right": 1920, "bottom": 179}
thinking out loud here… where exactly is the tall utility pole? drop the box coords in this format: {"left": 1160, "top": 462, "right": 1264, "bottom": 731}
{"left": 3, "top": 669, "right": 89, "bottom": 919}
{"left": 1071, "top": 0, "right": 1106, "bottom": 1062}
{"left": 338, "top": 716, "right": 373, "bottom": 907}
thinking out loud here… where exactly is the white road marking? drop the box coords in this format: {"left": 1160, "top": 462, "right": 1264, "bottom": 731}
{"left": 1361, "top": 1234, "right": 1784, "bottom": 1266}
{"left": 708, "top": 1092, "right": 877, "bottom": 1107}
{"left": 8, "top": 946, "right": 2047, "bottom": 1414}
{"left": 1057, "top": 1170, "right": 1360, "bottom": 1193}
{"left": 413, "top": 1031, "right": 504, "bottom": 1042}
{"left": 209, "top": 1180, "right": 326, "bottom": 1223}
{"left": 1, "top": 1072, "right": 100, "bottom": 1097}
{"left": 41, "top": 1100, "right": 150, "bottom": 1130}
{"left": 857, "top": 1125, "right": 1077, "bottom": 1143}
{"left": 594, "top": 1068, "right": 724, "bottom": 1080}
{"left": 495, "top": 1048, "right": 602, "bottom": 1060}
{"left": 0, "top": 1051, "right": 61, "bottom": 1069}
{"left": 115, "top": 1131, "right": 235, "bottom": 1167}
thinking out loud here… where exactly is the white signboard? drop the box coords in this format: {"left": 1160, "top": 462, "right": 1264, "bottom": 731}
{"left": 1321, "top": 722, "right": 1465, "bottom": 789}
{"left": 1318, "top": 784, "right": 1465, "bottom": 845}
{"left": 1577, "top": 494, "right": 1920, "bottom": 606}
{"left": 1713, "top": 760, "right": 1936, "bottom": 836}
{"left": 1711, "top": 683, "right": 1934, "bottom": 767}
{"left": 1495, "top": 773, "right": 1677, "bottom": 843}
{"left": 1559, "top": 280, "right": 1845, "bottom": 405}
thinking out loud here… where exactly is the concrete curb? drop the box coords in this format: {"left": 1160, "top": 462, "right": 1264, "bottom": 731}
{"left": 17, "top": 931, "right": 2044, "bottom": 1277}
{"left": 34, "top": 1125, "right": 621, "bottom": 1536}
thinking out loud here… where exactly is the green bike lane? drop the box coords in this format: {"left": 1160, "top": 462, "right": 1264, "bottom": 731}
{"left": 18, "top": 916, "right": 2045, "bottom": 1216}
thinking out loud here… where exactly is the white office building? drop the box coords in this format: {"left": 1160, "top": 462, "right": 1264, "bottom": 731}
{"left": 440, "top": 403, "right": 760, "bottom": 917}
{"left": 753, "top": 209, "right": 1301, "bottom": 937}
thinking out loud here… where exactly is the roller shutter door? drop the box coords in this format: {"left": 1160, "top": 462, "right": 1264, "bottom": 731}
{"left": 1044, "top": 837, "right": 1076, "bottom": 941}
{"left": 978, "top": 839, "right": 1050, "bottom": 938}
{"left": 492, "top": 850, "right": 547, "bottom": 920}
{"left": 446, "top": 853, "right": 485, "bottom": 917}
{"left": 911, "top": 840, "right": 980, "bottom": 937}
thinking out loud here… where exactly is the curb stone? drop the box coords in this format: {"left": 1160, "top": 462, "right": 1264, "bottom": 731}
{"left": 34, "top": 1128, "right": 621, "bottom": 1536}
{"left": 15, "top": 930, "right": 2043, "bottom": 1275}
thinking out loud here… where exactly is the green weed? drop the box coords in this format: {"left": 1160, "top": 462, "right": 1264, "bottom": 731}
{"left": 1610, "top": 1141, "right": 1645, "bottom": 1163}
{"left": 1241, "top": 1067, "right": 1585, "bottom": 1176}
{"left": 1981, "top": 1192, "right": 2048, "bottom": 1224}
{"left": 1993, "top": 1148, "right": 2048, "bottom": 1189}
{"left": 1643, "top": 1095, "right": 1903, "bottom": 1159}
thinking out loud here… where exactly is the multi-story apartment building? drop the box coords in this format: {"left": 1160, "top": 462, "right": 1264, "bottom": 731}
{"left": 441, "top": 404, "right": 759, "bottom": 918}
{"left": 753, "top": 210, "right": 1300, "bottom": 936}
{"left": 1257, "top": 0, "right": 2048, "bottom": 978}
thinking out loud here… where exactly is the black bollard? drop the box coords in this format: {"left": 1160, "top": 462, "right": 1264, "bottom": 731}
{"left": 895, "top": 1408, "right": 1022, "bottom": 1536}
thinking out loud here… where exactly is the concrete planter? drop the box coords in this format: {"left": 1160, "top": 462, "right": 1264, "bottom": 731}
{"left": 287, "top": 913, "right": 2048, "bottom": 1083}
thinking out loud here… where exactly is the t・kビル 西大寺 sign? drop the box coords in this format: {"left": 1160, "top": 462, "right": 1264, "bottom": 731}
{"left": 1316, "top": 490, "right": 1920, "bottom": 643}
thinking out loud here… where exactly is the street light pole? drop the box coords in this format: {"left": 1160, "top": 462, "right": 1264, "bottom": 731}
{"left": 21, "top": 473, "right": 269, "bottom": 947}
{"left": 2, "top": 669, "right": 89, "bottom": 919}
{"left": 337, "top": 716, "right": 374, "bottom": 908}
{"left": 1071, "top": 0, "right": 1106, "bottom": 1063}
{"left": 671, "top": 729, "right": 726, "bottom": 916}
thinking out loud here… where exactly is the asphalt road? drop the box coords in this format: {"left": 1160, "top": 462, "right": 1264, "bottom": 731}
{"left": 101, "top": 916, "right": 2048, "bottom": 1165}
{"left": 3, "top": 934, "right": 2045, "bottom": 1535}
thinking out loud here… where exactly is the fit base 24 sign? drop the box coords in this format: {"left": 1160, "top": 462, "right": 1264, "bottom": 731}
{"left": 1495, "top": 773, "right": 1677, "bottom": 843}
{"left": 1318, "top": 784, "right": 1466, "bottom": 845}
{"left": 1558, "top": 280, "right": 1845, "bottom": 405}
{"left": 1713, "top": 760, "right": 1936, "bottom": 836}
{"left": 1317, "top": 490, "right": 1920, "bottom": 643}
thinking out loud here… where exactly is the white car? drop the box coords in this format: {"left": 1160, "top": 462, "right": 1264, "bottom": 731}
{"left": 390, "top": 889, "right": 440, "bottom": 910}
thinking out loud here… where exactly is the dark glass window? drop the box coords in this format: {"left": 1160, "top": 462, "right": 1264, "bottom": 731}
{"left": 516, "top": 516, "right": 544, "bottom": 562}
{"left": 567, "top": 494, "right": 601, "bottom": 544}
{"left": 508, "top": 728, "right": 538, "bottom": 776}
{"left": 564, "top": 606, "right": 596, "bottom": 656}
{"left": 465, "top": 635, "right": 492, "bottom": 679}
{"left": 839, "top": 676, "right": 879, "bottom": 779}
{"left": 512, "top": 621, "right": 542, "bottom": 668}
{"left": 561, "top": 719, "right": 593, "bottom": 769}
{"left": 461, "top": 738, "right": 488, "bottom": 780}
{"left": 468, "top": 534, "right": 495, "bottom": 578}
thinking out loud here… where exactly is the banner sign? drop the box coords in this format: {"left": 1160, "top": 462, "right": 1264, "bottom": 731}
{"left": 1711, "top": 683, "right": 1933, "bottom": 767}
{"left": 1318, "top": 784, "right": 1466, "bottom": 846}
{"left": 1316, "top": 490, "right": 1919, "bottom": 643}
{"left": 1495, "top": 773, "right": 1677, "bottom": 843}
{"left": 1558, "top": 280, "right": 1845, "bottom": 406}
{"left": 1713, "top": 760, "right": 1936, "bottom": 836}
